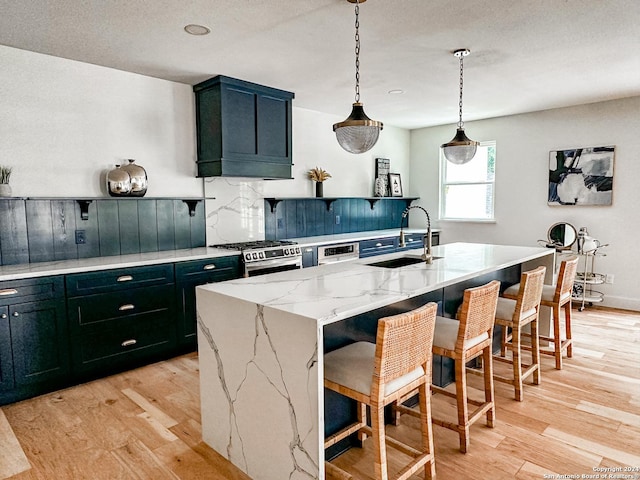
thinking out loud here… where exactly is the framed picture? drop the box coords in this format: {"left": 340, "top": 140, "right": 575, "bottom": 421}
{"left": 388, "top": 173, "right": 403, "bottom": 197}
{"left": 548, "top": 145, "right": 615, "bottom": 206}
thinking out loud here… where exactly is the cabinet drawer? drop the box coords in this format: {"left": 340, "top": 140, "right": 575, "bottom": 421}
{"left": 67, "top": 284, "right": 175, "bottom": 333}
{"left": 359, "top": 237, "right": 397, "bottom": 257}
{"left": 71, "top": 318, "right": 175, "bottom": 374}
{"left": 0, "top": 276, "right": 64, "bottom": 306}
{"left": 66, "top": 264, "right": 174, "bottom": 296}
{"left": 175, "top": 256, "right": 241, "bottom": 282}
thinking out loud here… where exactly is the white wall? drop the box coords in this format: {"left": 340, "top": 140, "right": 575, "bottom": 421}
{"left": 410, "top": 96, "right": 640, "bottom": 311}
{"left": 0, "top": 45, "right": 201, "bottom": 198}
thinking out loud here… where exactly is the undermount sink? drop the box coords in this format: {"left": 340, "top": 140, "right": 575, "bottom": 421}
{"left": 367, "top": 256, "right": 443, "bottom": 268}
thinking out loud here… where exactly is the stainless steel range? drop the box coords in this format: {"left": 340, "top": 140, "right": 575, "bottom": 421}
{"left": 211, "top": 240, "right": 302, "bottom": 277}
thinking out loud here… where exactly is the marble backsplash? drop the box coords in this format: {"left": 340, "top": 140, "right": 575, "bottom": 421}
{"left": 203, "top": 177, "right": 266, "bottom": 245}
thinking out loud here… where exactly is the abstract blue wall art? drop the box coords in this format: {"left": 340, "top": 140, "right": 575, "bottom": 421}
{"left": 548, "top": 146, "right": 615, "bottom": 206}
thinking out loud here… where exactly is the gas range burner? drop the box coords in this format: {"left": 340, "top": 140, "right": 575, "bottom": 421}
{"left": 211, "top": 240, "right": 297, "bottom": 251}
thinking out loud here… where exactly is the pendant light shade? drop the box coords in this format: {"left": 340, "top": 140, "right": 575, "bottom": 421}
{"left": 333, "top": 0, "right": 382, "bottom": 154}
{"left": 333, "top": 102, "right": 382, "bottom": 154}
{"left": 442, "top": 49, "right": 478, "bottom": 165}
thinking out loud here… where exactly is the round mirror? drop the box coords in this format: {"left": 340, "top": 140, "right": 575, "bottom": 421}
{"left": 547, "top": 222, "right": 577, "bottom": 250}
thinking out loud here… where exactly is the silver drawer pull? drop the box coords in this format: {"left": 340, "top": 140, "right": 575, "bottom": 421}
{"left": 117, "top": 275, "right": 133, "bottom": 282}
{"left": 375, "top": 243, "right": 382, "bottom": 247}
{"left": 121, "top": 339, "right": 137, "bottom": 347}
{"left": 12, "top": 312, "right": 19, "bottom": 317}
{"left": 203, "top": 264, "right": 216, "bottom": 270}
{"left": 119, "top": 304, "right": 135, "bottom": 311}
{"left": 0, "top": 288, "right": 18, "bottom": 296}
{"left": 1, "top": 313, "right": 7, "bottom": 319}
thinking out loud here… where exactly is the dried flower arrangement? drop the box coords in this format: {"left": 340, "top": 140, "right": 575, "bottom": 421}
{"left": 0, "top": 165, "right": 12, "bottom": 184}
{"left": 308, "top": 167, "right": 331, "bottom": 182}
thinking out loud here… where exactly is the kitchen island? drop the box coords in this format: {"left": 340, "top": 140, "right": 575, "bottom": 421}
{"left": 196, "top": 242, "right": 554, "bottom": 480}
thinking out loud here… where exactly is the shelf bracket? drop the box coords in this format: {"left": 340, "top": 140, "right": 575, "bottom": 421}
{"left": 182, "top": 199, "right": 202, "bottom": 217}
{"left": 76, "top": 200, "right": 93, "bottom": 221}
{"left": 322, "top": 199, "right": 336, "bottom": 211}
{"left": 366, "top": 198, "right": 380, "bottom": 210}
{"left": 266, "top": 198, "right": 282, "bottom": 213}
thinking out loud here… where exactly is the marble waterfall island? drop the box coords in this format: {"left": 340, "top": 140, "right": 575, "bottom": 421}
{"left": 196, "top": 242, "right": 555, "bottom": 480}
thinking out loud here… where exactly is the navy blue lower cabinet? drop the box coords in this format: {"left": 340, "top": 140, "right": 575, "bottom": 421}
{"left": 0, "top": 276, "right": 70, "bottom": 406}
{"left": 175, "top": 256, "right": 242, "bottom": 348}
{"left": 359, "top": 237, "right": 397, "bottom": 258}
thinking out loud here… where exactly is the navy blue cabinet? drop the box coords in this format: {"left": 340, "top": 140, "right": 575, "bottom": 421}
{"left": 0, "top": 276, "right": 69, "bottom": 405}
{"left": 175, "top": 256, "right": 241, "bottom": 348}
{"left": 194, "top": 75, "right": 294, "bottom": 179}
{"left": 66, "top": 265, "right": 177, "bottom": 376}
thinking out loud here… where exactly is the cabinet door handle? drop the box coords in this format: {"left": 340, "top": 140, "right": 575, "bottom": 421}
{"left": 0, "top": 288, "right": 18, "bottom": 296}
{"left": 375, "top": 243, "right": 382, "bottom": 247}
{"left": 203, "top": 264, "right": 216, "bottom": 270}
{"left": 121, "top": 339, "right": 137, "bottom": 347}
{"left": 0, "top": 313, "right": 7, "bottom": 319}
{"left": 12, "top": 312, "right": 19, "bottom": 317}
{"left": 117, "top": 275, "right": 133, "bottom": 282}
{"left": 119, "top": 304, "right": 135, "bottom": 311}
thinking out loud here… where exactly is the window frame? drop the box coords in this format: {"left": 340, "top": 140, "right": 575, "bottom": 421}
{"left": 439, "top": 141, "right": 496, "bottom": 222}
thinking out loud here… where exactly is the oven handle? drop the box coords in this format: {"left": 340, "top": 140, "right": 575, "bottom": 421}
{"left": 318, "top": 255, "right": 359, "bottom": 265}
{"left": 244, "top": 256, "right": 303, "bottom": 275}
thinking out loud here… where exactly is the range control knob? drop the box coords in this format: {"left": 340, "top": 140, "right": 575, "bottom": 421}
{"left": 245, "top": 253, "right": 251, "bottom": 261}
{"left": 259, "top": 252, "right": 264, "bottom": 259}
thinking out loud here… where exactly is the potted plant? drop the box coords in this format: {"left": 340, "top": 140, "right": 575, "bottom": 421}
{"left": 308, "top": 167, "right": 331, "bottom": 198}
{"left": 0, "top": 165, "right": 12, "bottom": 197}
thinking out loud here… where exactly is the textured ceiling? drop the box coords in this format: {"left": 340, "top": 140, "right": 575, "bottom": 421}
{"left": 1, "top": 0, "right": 639, "bottom": 129}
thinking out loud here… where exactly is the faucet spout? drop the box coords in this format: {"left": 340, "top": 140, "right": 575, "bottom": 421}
{"left": 399, "top": 205, "right": 433, "bottom": 264}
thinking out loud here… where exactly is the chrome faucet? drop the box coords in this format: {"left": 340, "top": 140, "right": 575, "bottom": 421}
{"left": 399, "top": 205, "right": 433, "bottom": 264}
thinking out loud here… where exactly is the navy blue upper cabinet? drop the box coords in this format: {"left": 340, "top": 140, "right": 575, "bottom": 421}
{"left": 194, "top": 75, "right": 294, "bottom": 179}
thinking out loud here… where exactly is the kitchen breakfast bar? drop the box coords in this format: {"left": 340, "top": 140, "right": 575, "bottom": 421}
{"left": 195, "top": 243, "right": 555, "bottom": 480}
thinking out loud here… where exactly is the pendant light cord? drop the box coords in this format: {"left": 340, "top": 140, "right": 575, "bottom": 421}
{"left": 457, "top": 52, "right": 464, "bottom": 128}
{"left": 354, "top": 0, "right": 360, "bottom": 104}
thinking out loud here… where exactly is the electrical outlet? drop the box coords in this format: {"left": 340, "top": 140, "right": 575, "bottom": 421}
{"left": 605, "top": 273, "right": 614, "bottom": 284}
{"left": 75, "top": 230, "right": 86, "bottom": 245}
{"left": 335, "top": 215, "right": 340, "bottom": 225}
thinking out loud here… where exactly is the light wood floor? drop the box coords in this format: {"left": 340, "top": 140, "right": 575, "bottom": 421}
{"left": 1, "top": 307, "right": 639, "bottom": 480}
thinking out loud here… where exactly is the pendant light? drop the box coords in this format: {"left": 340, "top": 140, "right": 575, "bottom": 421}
{"left": 441, "top": 48, "right": 479, "bottom": 165}
{"left": 333, "top": 0, "right": 383, "bottom": 154}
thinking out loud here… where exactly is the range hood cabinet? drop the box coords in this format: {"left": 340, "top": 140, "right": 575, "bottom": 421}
{"left": 194, "top": 75, "right": 294, "bottom": 179}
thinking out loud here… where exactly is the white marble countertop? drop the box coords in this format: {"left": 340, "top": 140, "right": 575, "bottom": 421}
{"left": 197, "top": 242, "right": 554, "bottom": 326}
{"left": 284, "top": 228, "right": 440, "bottom": 247}
{"left": 0, "top": 247, "right": 240, "bottom": 281}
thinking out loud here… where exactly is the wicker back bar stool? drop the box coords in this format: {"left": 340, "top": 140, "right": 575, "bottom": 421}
{"left": 429, "top": 280, "right": 500, "bottom": 453}
{"left": 324, "top": 302, "right": 438, "bottom": 480}
{"left": 493, "top": 266, "right": 546, "bottom": 401}
{"left": 503, "top": 256, "right": 578, "bottom": 370}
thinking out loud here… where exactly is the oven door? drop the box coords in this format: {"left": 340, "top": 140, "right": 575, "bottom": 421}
{"left": 244, "top": 256, "right": 303, "bottom": 277}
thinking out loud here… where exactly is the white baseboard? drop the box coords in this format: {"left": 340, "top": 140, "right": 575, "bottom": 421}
{"left": 597, "top": 295, "right": 640, "bottom": 313}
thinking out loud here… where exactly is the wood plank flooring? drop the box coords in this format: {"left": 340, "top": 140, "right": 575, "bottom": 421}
{"left": 1, "top": 307, "right": 638, "bottom": 480}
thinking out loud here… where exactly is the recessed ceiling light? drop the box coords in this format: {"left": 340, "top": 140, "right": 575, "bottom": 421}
{"left": 388, "top": 89, "right": 404, "bottom": 95}
{"left": 184, "top": 24, "right": 211, "bottom": 36}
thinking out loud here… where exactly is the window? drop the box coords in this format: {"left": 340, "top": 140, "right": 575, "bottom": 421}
{"left": 440, "top": 141, "right": 496, "bottom": 221}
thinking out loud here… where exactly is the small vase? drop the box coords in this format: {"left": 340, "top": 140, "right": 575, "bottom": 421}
{"left": 106, "top": 165, "right": 132, "bottom": 197}
{"left": 315, "top": 182, "right": 323, "bottom": 198}
{"left": 0, "top": 184, "right": 12, "bottom": 197}
{"left": 120, "top": 159, "right": 147, "bottom": 197}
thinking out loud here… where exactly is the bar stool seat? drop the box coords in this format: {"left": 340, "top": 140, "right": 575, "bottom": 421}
{"left": 503, "top": 257, "right": 578, "bottom": 370}
{"left": 324, "top": 302, "right": 438, "bottom": 480}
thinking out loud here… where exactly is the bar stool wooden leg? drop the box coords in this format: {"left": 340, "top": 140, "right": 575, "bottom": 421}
{"left": 371, "top": 400, "right": 387, "bottom": 480}
{"left": 357, "top": 402, "right": 368, "bottom": 444}
{"left": 420, "top": 383, "right": 437, "bottom": 480}
{"left": 500, "top": 326, "right": 508, "bottom": 357}
{"left": 564, "top": 302, "right": 573, "bottom": 358}
{"left": 531, "top": 316, "right": 541, "bottom": 385}
{"left": 483, "top": 345, "right": 495, "bottom": 427}
{"left": 553, "top": 304, "right": 563, "bottom": 370}
{"left": 455, "top": 357, "right": 470, "bottom": 453}
{"left": 511, "top": 323, "right": 524, "bottom": 402}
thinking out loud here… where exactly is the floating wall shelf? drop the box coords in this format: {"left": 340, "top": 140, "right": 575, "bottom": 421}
{"left": 264, "top": 197, "right": 419, "bottom": 213}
